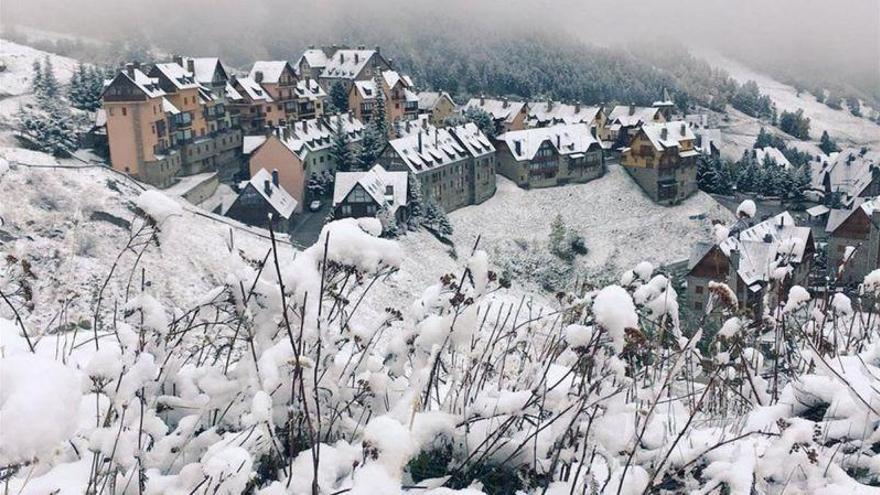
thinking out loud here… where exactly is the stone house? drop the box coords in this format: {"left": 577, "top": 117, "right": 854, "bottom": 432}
{"left": 495, "top": 123, "right": 604, "bottom": 189}
{"left": 620, "top": 121, "right": 699, "bottom": 205}
{"left": 687, "top": 212, "right": 815, "bottom": 316}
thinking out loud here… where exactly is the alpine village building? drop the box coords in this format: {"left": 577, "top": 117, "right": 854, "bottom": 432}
{"left": 332, "top": 164, "right": 409, "bottom": 224}
{"left": 687, "top": 212, "right": 815, "bottom": 317}
{"left": 464, "top": 97, "right": 529, "bottom": 135}
{"left": 295, "top": 46, "right": 392, "bottom": 92}
{"left": 417, "top": 91, "right": 457, "bottom": 126}
{"left": 620, "top": 121, "right": 699, "bottom": 205}
{"left": 102, "top": 61, "right": 243, "bottom": 187}
{"left": 495, "top": 123, "right": 604, "bottom": 188}
{"left": 380, "top": 123, "right": 496, "bottom": 212}
{"left": 226, "top": 168, "right": 297, "bottom": 232}
{"left": 825, "top": 197, "right": 880, "bottom": 285}
{"left": 349, "top": 70, "right": 419, "bottom": 131}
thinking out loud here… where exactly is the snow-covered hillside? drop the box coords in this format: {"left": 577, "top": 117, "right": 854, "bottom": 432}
{"left": 449, "top": 164, "right": 735, "bottom": 280}
{"left": 703, "top": 52, "right": 880, "bottom": 147}
{"left": 0, "top": 38, "right": 77, "bottom": 97}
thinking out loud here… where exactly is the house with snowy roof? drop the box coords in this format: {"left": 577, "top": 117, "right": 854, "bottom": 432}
{"left": 752, "top": 147, "right": 792, "bottom": 169}
{"left": 495, "top": 123, "right": 604, "bottom": 189}
{"left": 226, "top": 168, "right": 298, "bottom": 232}
{"left": 687, "top": 212, "right": 815, "bottom": 316}
{"left": 380, "top": 123, "right": 496, "bottom": 212}
{"left": 825, "top": 197, "right": 880, "bottom": 285}
{"left": 464, "top": 97, "right": 529, "bottom": 135}
{"left": 176, "top": 56, "right": 236, "bottom": 132}
{"left": 620, "top": 121, "right": 699, "bottom": 205}
{"left": 605, "top": 105, "right": 666, "bottom": 148}
{"left": 246, "top": 127, "right": 308, "bottom": 212}
{"left": 248, "top": 61, "right": 326, "bottom": 124}
{"left": 228, "top": 75, "right": 283, "bottom": 133}
{"left": 812, "top": 147, "right": 880, "bottom": 207}
{"left": 296, "top": 45, "right": 392, "bottom": 92}
{"left": 526, "top": 100, "right": 606, "bottom": 134}
{"left": 349, "top": 70, "right": 418, "bottom": 131}
{"left": 332, "top": 164, "right": 409, "bottom": 223}
{"left": 417, "top": 91, "right": 457, "bottom": 126}
{"left": 289, "top": 113, "right": 366, "bottom": 177}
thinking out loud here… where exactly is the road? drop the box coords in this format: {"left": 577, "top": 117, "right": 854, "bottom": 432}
{"left": 288, "top": 201, "right": 332, "bottom": 249}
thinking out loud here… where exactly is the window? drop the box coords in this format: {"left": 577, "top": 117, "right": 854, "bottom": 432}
{"left": 695, "top": 285, "right": 703, "bottom": 294}
{"left": 694, "top": 301, "right": 703, "bottom": 310}
{"left": 121, "top": 107, "right": 127, "bottom": 116}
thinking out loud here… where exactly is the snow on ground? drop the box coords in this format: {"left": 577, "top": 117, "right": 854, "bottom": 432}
{"left": 702, "top": 52, "right": 880, "bottom": 147}
{"left": 0, "top": 38, "right": 77, "bottom": 97}
{"left": 716, "top": 107, "right": 825, "bottom": 162}
{"left": 448, "top": 164, "right": 735, "bottom": 280}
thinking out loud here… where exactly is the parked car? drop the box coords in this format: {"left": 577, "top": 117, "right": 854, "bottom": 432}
{"left": 309, "top": 200, "right": 322, "bottom": 212}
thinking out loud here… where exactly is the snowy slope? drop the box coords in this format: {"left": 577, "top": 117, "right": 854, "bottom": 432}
{"left": 448, "top": 164, "right": 735, "bottom": 279}
{"left": 703, "top": 52, "right": 880, "bottom": 147}
{"left": 0, "top": 38, "right": 77, "bottom": 97}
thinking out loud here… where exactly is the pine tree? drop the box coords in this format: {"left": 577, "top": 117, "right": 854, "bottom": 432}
{"left": 31, "top": 59, "right": 44, "bottom": 97}
{"left": 406, "top": 172, "right": 424, "bottom": 230}
{"left": 329, "top": 81, "right": 349, "bottom": 113}
{"left": 68, "top": 63, "right": 87, "bottom": 109}
{"left": 40, "top": 55, "right": 60, "bottom": 101}
{"left": 376, "top": 205, "right": 399, "bottom": 238}
{"left": 461, "top": 106, "right": 495, "bottom": 139}
{"left": 329, "top": 115, "right": 355, "bottom": 172}
{"left": 357, "top": 122, "right": 385, "bottom": 170}
{"left": 422, "top": 199, "right": 453, "bottom": 237}
{"left": 819, "top": 130, "right": 839, "bottom": 155}
{"left": 370, "top": 69, "right": 389, "bottom": 138}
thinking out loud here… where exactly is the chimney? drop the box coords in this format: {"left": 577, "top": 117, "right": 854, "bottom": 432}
{"left": 680, "top": 123, "right": 686, "bottom": 136}
{"left": 405, "top": 120, "right": 411, "bottom": 133}
{"left": 556, "top": 134, "right": 561, "bottom": 148}
{"left": 282, "top": 126, "right": 290, "bottom": 140}
{"left": 186, "top": 59, "right": 195, "bottom": 73}
{"left": 480, "top": 94, "right": 485, "bottom": 105}
{"left": 629, "top": 104, "right": 635, "bottom": 116}
{"left": 272, "top": 168, "right": 279, "bottom": 186}
{"left": 375, "top": 46, "right": 381, "bottom": 55}
{"left": 418, "top": 131, "right": 423, "bottom": 153}
{"left": 590, "top": 126, "right": 597, "bottom": 138}
{"left": 355, "top": 53, "right": 360, "bottom": 64}
{"left": 302, "top": 120, "right": 308, "bottom": 132}
{"left": 434, "top": 127, "right": 438, "bottom": 147}
{"left": 125, "top": 63, "right": 135, "bottom": 78}
{"left": 514, "top": 140, "right": 522, "bottom": 156}
{"left": 173, "top": 54, "right": 183, "bottom": 67}
{"left": 339, "top": 53, "right": 345, "bottom": 63}
{"left": 661, "top": 127, "right": 668, "bottom": 140}
{"left": 254, "top": 70, "right": 263, "bottom": 83}
{"left": 502, "top": 97, "right": 509, "bottom": 109}
{"left": 264, "top": 179, "right": 272, "bottom": 196}
{"left": 348, "top": 113, "right": 353, "bottom": 123}
{"left": 575, "top": 100, "right": 581, "bottom": 113}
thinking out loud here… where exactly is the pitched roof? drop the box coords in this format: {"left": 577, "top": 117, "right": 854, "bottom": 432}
{"left": 298, "top": 49, "right": 329, "bottom": 69}
{"left": 152, "top": 63, "right": 200, "bottom": 90}
{"left": 526, "top": 101, "right": 602, "bottom": 127}
{"left": 183, "top": 57, "right": 225, "bottom": 85}
{"left": 449, "top": 122, "right": 495, "bottom": 158}
{"left": 294, "top": 79, "right": 326, "bottom": 100}
{"left": 607, "top": 105, "right": 661, "bottom": 127}
{"left": 321, "top": 49, "right": 378, "bottom": 79}
{"left": 464, "top": 98, "right": 527, "bottom": 124}
{"left": 387, "top": 127, "right": 471, "bottom": 174}
{"left": 333, "top": 164, "right": 408, "bottom": 213}
{"left": 718, "top": 212, "right": 813, "bottom": 286}
{"left": 224, "top": 82, "right": 243, "bottom": 101}
{"left": 290, "top": 113, "right": 365, "bottom": 153}
{"left": 245, "top": 168, "right": 297, "bottom": 219}
{"left": 418, "top": 91, "right": 454, "bottom": 111}
{"left": 754, "top": 147, "right": 792, "bottom": 169}
{"left": 826, "top": 197, "right": 879, "bottom": 234}
{"left": 496, "top": 123, "right": 601, "bottom": 161}
{"left": 353, "top": 70, "right": 414, "bottom": 100}
{"left": 815, "top": 147, "right": 880, "bottom": 205}
{"left": 249, "top": 131, "right": 308, "bottom": 161}
{"left": 105, "top": 68, "right": 166, "bottom": 99}
{"left": 249, "top": 61, "right": 295, "bottom": 84}
{"left": 640, "top": 121, "right": 696, "bottom": 152}
{"left": 235, "top": 76, "right": 273, "bottom": 102}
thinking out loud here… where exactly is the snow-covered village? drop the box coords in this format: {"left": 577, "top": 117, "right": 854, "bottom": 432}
{"left": 0, "top": 0, "right": 879, "bottom": 493}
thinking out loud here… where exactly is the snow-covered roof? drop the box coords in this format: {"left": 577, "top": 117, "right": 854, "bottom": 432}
{"left": 607, "top": 105, "right": 661, "bottom": 128}
{"left": 353, "top": 70, "right": 413, "bottom": 100}
{"left": 235, "top": 76, "right": 273, "bottom": 102}
{"left": 152, "top": 63, "right": 199, "bottom": 90}
{"left": 333, "top": 164, "right": 408, "bottom": 214}
{"left": 387, "top": 127, "right": 471, "bottom": 174}
{"left": 289, "top": 113, "right": 365, "bottom": 153}
{"left": 94, "top": 108, "right": 106, "bottom": 128}
{"left": 161, "top": 97, "right": 180, "bottom": 115}
{"left": 224, "top": 82, "right": 243, "bottom": 101}
{"left": 109, "top": 68, "right": 166, "bottom": 99}
{"left": 248, "top": 131, "right": 308, "bottom": 161}
{"left": 242, "top": 135, "right": 267, "bottom": 155}
{"left": 464, "top": 98, "right": 527, "bottom": 124}
{"left": 815, "top": 147, "right": 880, "bottom": 206}
{"left": 640, "top": 121, "right": 696, "bottom": 152}
{"left": 718, "top": 212, "right": 812, "bottom": 286}
{"left": 449, "top": 122, "right": 495, "bottom": 158}
{"left": 294, "top": 79, "right": 326, "bottom": 100}
{"left": 754, "top": 147, "right": 792, "bottom": 169}
{"left": 417, "top": 91, "right": 454, "bottom": 111}
{"left": 825, "top": 197, "right": 878, "bottom": 234}
{"left": 526, "top": 101, "right": 602, "bottom": 127}
{"left": 184, "top": 57, "right": 224, "bottom": 85}
{"left": 806, "top": 204, "right": 830, "bottom": 217}
{"left": 496, "top": 123, "right": 601, "bottom": 161}
{"left": 694, "top": 127, "right": 721, "bottom": 154}
{"left": 298, "top": 49, "right": 329, "bottom": 69}
{"left": 395, "top": 115, "right": 435, "bottom": 137}
{"left": 321, "top": 49, "right": 377, "bottom": 79}
{"left": 249, "top": 61, "right": 294, "bottom": 85}
{"left": 246, "top": 168, "right": 297, "bottom": 219}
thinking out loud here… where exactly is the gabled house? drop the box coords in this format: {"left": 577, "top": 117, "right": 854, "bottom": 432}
{"left": 228, "top": 76, "right": 282, "bottom": 132}
{"left": 620, "top": 121, "right": 699, "bottom": 205}
{"left": 379, "top": 123, "right": 496, "bottom": 212}
{"left": 417, "top": 91, "right": 457, "bottom": 126}
{"left": 526, "top": 100, "right": 606, "bottom": 135}
{"left": 103, "top": 64, "right": 182, "bottom": 187}
{"left": 687, "top": 212, "right": 815, "bottom": 316}
{"left": 349, "top": 70, "right": 418, "bottom": 130}
{"left": 496, "top": 123, "right": 604, "bottom": 189}
{"left": 332, "top": 164, "right": 409, "bottom": 223}
{"left": 825, "top": 197, "right": 880, "bottom": 285}
{"left": 606, "top": 105, "right": 666, "bottom": 148}
{"left": 753, "top": 147, "right": 792, "bottom": 169}
{"left": 247, "top": 128, "right": 308, "bottom": 212}
{"left": 249, "top": 61, "right": 326, "bottom": 124}
{"left": 296, "top": 45, "right": 392, "bottom": 92}
{"left": 226, "top": 168, "right": 297, "bottom": 232}
{"left": 289, "top": 113, "right": 365, "bottom": 177}
{"left": 693, "top": 127, "right": 722, "bottom": 159}
{"left": 464, "top": 97, "right": 529, "bottom": 135}
{"left": 813, "top": 147, "right": 880, "bottom": 207}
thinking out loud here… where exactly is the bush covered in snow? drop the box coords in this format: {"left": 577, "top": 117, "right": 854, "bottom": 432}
{"left": 1, "top": 209, "right": 879, "bottom": 494}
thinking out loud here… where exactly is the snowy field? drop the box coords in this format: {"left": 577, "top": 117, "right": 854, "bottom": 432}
{"left": 702, "top": 52, "right": 880, "bottom": 147}
{"left": 0, "top": 38, "right": 77, "bottom": 97}
{"left": 449, "top": 164, "right": 735, "bottom": 280}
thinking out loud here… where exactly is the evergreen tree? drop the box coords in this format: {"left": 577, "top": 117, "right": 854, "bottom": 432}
{"left": 789, "top": 164, "right": 812, "bottom": 202}
{"left": 357, "top": 122, "right": 385, "bottom": 170}
{"left": 422, "top": 199, "right": 453, "bottom": 237}
{"left": 31, "top": 59, "right": 44, "bottom": 96}
{"left": 697, "top": 155, "right": 734, "bottom": 195}
{"left": 329, "top": 81, "right": 349, "bottom": 113}
{"left": 406, "top": 172, "right": 424, "bottom": 230}
{"left": 376, "top": 204, "right": 399, "bottom": 238}
{"left": 329, "top": 115, "right": 355, "bottom": 172}
{"left": 40, "top": 55, "right": 60, "bottom": 102}
{"left": 735, "top": 151, "right": 760, "bottom": 193}
{"left": 819, "top": 130, "right": 840, "bottom": 155}
{"left": 548, "top": 214, "right": 567, "bottom": 258}
{"left": 370, "top": 69, "right": 389, "bottom": 138}
{"left": 461, "top": 106, "right": 495, "bottom": 139}
{"left": 779, "top": 109, "right": 810, "bottom": 140}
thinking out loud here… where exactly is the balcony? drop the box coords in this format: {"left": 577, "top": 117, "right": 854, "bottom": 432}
{"left": 170, "top": 112, "right": 193, "bottom": 129}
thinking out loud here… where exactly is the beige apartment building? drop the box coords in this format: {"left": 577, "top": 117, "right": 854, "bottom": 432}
{"left": 349, "top": 70, "right": 419, "bottom": 132}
